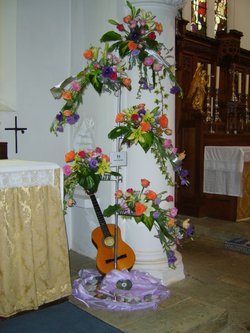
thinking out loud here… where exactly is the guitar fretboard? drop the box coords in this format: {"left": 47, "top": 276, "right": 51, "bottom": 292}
{"left": 89, "top": 194, "right": 111, "bottom": 239}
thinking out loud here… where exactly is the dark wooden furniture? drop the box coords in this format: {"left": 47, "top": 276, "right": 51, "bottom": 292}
{"left": 175, "top": 20, "right": 250, "bottom": 221}
{"left": 0, "top": 142, "right": 8, "bottom": 159}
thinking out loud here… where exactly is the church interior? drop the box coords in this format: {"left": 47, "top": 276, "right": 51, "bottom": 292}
{"left": 0, "top": 0, "right": 250, "bottom": 332}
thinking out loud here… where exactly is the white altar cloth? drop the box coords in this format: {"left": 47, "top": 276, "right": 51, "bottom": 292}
{"left": 203, "top": 146, "right": 250, "bottom": 197}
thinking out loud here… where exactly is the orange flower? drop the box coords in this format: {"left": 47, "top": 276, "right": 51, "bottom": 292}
{"left": 83, "top": 49, "right": 93, "bottom": 59}
{"left": 135, "top": 202, "right": 147, "bottom": 216}
{"left": 155, "top": 22, "right": 163, "bottom": 34}
{"left": 115, "top": 112, "right": 125, "bottom": 123}
{"left": 140, "top": 122, "right": 151, "bottom": 132}
{"left": 146, "top": 190, "right": 157, "bottom": 200}
{"left": 115, "top": 189, "right": 123, "bottom": 199}
{"left": 62, "top": 91, "right": 72, "bottom": 100}
{"left": 123, "top": 15, "right": 132, "bottom": 23}
{"left": 159, "top": 114, "right": 168, "bottom": 128}
{"left": 63, "top": 109, "right": 72, "bottom": 117}
{"left": 65, "top": 150, "right": 75, "bottom": 162}
{"left": 122, "top": 77, "right": 132, "bottom": 87}
{"left": 128, "top": 41, "right": 137, "bottom": 50}
{"left": 101, "top": 154, "right": 110, "bottom": 161}
{"left": 141, "top": 178, "right": 150, "bottom": 188}
{"left": 167, "top": 219, "right": 176, "bottom": 228}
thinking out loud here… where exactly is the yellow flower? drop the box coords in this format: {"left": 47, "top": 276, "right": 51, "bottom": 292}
{"left": 96, "top": 159, "right": 111, "bottom": 175}
{"left": 128, "top": 127, "right": 145, "bottom": 144}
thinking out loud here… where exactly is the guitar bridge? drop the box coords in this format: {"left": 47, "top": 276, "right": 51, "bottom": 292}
{"left": 105, "top": 254, "right": 127, "bottom": 264}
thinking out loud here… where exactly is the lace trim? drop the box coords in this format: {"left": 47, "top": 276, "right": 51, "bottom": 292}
{"left": 0, "top": 169, "right": 55, "bottom": 188}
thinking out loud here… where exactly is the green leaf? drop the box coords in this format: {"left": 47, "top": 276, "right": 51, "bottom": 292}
{"left": 142, "top": 215, "right": 154, "bottom": 230}
{"left": 119, "top": 41, "right": 130, "bottom": 58}
{"left": 144, "top": 38, "right": 159, "bottom": 51}
{"left": 100, "top": 31, "right": 122, "bottom": 43}
{"left": 103, "top": 204, "right": 121, "bottom": 217}
{"left": 139, "top": 132, "right": 154, "bottom": 152}
{"left": 108, "top": 19, "right": 119, "bottom": 25}
{"left": 108, "top": 41, "right": 122, "bottom": 53}
{"left": 108, "top": 126, "right": 130, "bottom": 140}
{"left": 89, "top": 74, "right": 103, "bottom": 94}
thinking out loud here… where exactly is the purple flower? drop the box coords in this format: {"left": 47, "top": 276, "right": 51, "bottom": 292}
{"left": 131, "top": 49, "right": 140, "bottom": 57}
{"left": 89, "top": 158, "right": 98, "bottom": 169}
{"left": 67, "top": 115, "right": 77, "bottom": 125}
{"left": 185, "top": 225, "right": 193, "bottom": 237}
{"left": 138, "top": 108, "right": 146, "bottom": 117}
{"left": 129, "top": 30, "right": 140, "bottom": 40}
{"left": 56, "top": 125, "right": 64, "bottom": 132}
{"left": 180, "top": 169, "right": 189, "bottom": 178}
{"left": 153, "top": 211, "right": 161, "bottom": 219}
{"left": 56, "top": 112, "right": 63, "bottom": 121}
{"left": 73, "top": 113, "right": 80, "bottom": 122}
{"left": 170, "top": 85, "right": 180, "bottom": 94}
{"left": 154, "top": 197, "right": 161, "bottom": 205}
{"left": 102, "top": 66, "right": 113, "bottom": 78}
{"left": 167, "top": 250, "right": 177, "bottom": 265}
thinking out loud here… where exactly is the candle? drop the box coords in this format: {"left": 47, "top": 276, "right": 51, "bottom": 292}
{"left": 215, "top": 66, "right": 220, "bottom": 89}
{"left": 245, "top": 74, "right": 249, "bottom": 95}
{"left": 207, "top": 63, "right": 211, "bottom": 88}
{"left": 211, "top": 97, "right": 213, "bottom": 117}
{"left": 238, "top": 72, "right": 242, "bottom": 94}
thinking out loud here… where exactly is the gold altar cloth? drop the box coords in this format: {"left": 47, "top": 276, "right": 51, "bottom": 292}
{"left": 0, "top": 161, "right": 71, "bottom": 317}
{"left": 237, "top": 161, "right": 250, "bottom": 221}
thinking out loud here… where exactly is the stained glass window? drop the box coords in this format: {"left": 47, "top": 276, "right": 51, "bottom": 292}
{"left": 191, "top": 0, "right": 207, "bottom": 35}
{"left": 214, "top": 0, "right": 227, "bottom": 35}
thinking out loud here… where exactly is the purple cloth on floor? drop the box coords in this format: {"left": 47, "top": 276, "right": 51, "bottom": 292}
{"left": 72, "top": 268, "right": 171, "bottom": 311}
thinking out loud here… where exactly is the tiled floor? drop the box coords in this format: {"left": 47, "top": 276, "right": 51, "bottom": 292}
{"left": 69, "top": 217, "right": 250, "bottom": 333}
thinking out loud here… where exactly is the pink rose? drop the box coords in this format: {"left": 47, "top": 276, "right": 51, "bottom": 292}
{"left": 63, "top": 165, "right": 72, "bottom": 176}
{"left": 143, "top": 56, "right": 154, "bottom": 66}
{"left": 71, "top": 81, "right": 81, "bottom": 91}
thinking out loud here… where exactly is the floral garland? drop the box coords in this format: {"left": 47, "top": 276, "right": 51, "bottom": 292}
{"left": 103, "top": 179, "right": 193, "bottom": 268}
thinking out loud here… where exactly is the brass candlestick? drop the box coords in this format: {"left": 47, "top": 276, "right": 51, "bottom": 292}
{"left": 245, "top": 94, "right": 249, "bottom": 124}
{"left": 214, "top": 88, "right": 221, "bottom": 122}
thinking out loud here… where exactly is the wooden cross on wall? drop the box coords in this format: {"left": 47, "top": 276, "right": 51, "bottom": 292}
{"left": 5, "top": 116, "right": 27, "bottom": 154}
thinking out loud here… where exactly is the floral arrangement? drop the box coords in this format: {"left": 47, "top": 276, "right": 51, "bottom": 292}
{"left": 108, "top": 103, "right": 189, "bottom": 186}
{"left": 100, "top": 1, "right": 182, "bottom": 95}
{"left": 63, "top": 146, "right": 120, "bottom": 208}
{"left": 104, "top": 178, "right": 193, "bottom": 268}
{"left": 50, "top": 45, "right": 132, "bottom": 134}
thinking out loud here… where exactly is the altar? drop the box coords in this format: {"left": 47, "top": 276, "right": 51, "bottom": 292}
{"left": 0, "top": 160, "right": 71, "bottom": 317}
{"left": 204, "top": 146, "right": 250, "bottom": 221}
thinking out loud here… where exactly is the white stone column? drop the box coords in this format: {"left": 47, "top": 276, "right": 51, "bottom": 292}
{"left": 119, "top": 0, "right": 186, "bottom": 285}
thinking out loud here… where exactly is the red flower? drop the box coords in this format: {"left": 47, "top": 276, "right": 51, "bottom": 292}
{"left": 116, "top": 24, "right": 124, "bottom": 31}
{"left": 78, "top": 150, "right": 86, "bottom": 158}
{"left": 159, "top": 114, "right": 168, "bottom": 128}
{"left": 148, "top": 32, "right": 156, "bottom": 40}
{"left": 131, "top": 114, "right": 139, "bottom": 122}
{"left": 110, "top": 71, "right": 117, "bottom": 80}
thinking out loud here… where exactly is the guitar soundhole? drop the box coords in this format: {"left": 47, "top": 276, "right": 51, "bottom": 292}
{"left": 103, "top": 236, "right": 115, "bottom": 247}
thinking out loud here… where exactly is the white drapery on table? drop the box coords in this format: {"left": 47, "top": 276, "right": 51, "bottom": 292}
{"left": 0, "top": 160, "right": 71, "bottom": 317}
{"left": 203, "top": 146, "right": 250, "bottom": 197}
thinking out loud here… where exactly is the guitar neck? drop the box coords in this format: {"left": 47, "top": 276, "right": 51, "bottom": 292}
{"left": 89, "top": 194, "right": 111, "bottom": 238}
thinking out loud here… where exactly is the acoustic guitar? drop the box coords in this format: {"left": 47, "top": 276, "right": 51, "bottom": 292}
{"left": 89, "top": 193, "right": 136, "bottom": 275}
